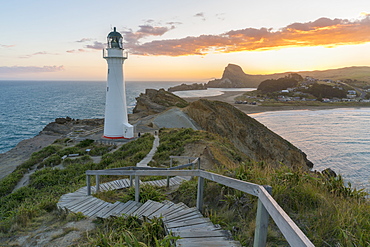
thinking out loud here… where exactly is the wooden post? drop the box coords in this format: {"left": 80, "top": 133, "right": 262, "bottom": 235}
{"left": 135, "top": 175, "right": 140, "bottom": 202}
{"left": 167, "top": 158, "right": 173, "bottom": 187}
{"left": 87, "top": 175, "right": 91, "bottom": 196}
{"left": 130, "top": 175, "right": 133, "bottom": 187}
{"left": 196, "top": 176, "right": 205, "bottom": 213}
{"left": 198, "top": 157, "right": 201, "bottom": 169}
{"left": 254, "top": 185, "right": 272, "bottom": 247}
{"left": 96, "top": 175, "right": 100, "bottom": 193}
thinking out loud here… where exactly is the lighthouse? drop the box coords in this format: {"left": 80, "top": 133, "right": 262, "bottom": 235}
{"left": 103, "top": 27, "right": 134, "bottom": 139}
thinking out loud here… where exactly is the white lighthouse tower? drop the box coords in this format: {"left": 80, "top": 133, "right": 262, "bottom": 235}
{"left": 103, "top": 27, "right": 134, "bottom": 139}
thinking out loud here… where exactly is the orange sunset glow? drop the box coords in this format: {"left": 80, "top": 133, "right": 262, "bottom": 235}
{"left": 1, "top": 1, "right": 369, "bottom": 81}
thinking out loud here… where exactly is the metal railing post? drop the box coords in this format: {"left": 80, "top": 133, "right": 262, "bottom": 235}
{"left": 135, "top": 175, "right": 140, "bottom": 202}
{"left": 196, "top": 176, "right": 205, "bottom": 213}
{"left": 254, "top": 185, "right": 272, "bottom": 247}
{"left": 86, "top": 175, "right": 91, "bottom": 195}
{"left": 96, "top": 175, "right": 100, "bottom": 193}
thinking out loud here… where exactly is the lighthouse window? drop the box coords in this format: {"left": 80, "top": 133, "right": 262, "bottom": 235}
{"left": 107, "top": 87, "right": 109, "bottom": 92}
{"left": 108, "top": 69, "right": 109, "bottom": 74}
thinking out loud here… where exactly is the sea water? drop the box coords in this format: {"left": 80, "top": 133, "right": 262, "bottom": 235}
{"left": 0, "top": 81, "right": 369, "bottom": 190}
{"left": 0, "top": 80, "right": 181, "bottom": 154}
{"left": 250, "top": 109, "right": 370, "bottom": 190}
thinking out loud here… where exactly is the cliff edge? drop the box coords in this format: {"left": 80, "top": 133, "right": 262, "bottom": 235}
{"left": 184, "top": 99, "right": 313, "bottom": 169}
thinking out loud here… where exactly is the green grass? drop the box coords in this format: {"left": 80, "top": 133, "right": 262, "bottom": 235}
{"left": 0, "top": 134, "right": 154, "bottom": 236}
{"left": 79, "top": 216, "right": 179, "bottom": 246}
{"left": 1, "top": 129, "right": 369, "bottom": 246}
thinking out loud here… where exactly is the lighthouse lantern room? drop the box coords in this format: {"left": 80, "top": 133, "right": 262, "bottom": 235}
{"left": 103, "top": 27, "right": 134, "bottom": 139}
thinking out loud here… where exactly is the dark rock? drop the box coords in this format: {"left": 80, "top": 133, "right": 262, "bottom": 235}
{"left": 168, "top": 83, "right": 207, "bottom": 92}
{"left": 322, "top": 168, "right": 337, "bottom": 178}
{"left": 133, "top": 89, "right": 189, "bottom": 117}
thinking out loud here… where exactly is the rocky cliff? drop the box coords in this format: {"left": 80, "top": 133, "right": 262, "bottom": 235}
{"left": 184, "top": 99, "right": 313, "bottom": 169}
{"left": 133, "top": 88, "right": 189, "bottom": 117}
{"left": 134, "top": 89, "right": 313, "bottom": 169}
{"left": 168, "top": 83, "right": 207, "bottom": 92}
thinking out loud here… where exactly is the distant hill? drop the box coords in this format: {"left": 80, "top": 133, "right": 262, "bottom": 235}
{"left": 207, "top": 64, "right": 370, "bottom": 88}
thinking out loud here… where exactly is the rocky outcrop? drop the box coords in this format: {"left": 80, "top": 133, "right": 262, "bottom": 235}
{"left": 207, "top": 64, "right": 263, "bottom": 88}
{"left": 42, "top": 117, "right": 104, "bottom": 135}
{"left": 168, "top": 83, "right": 207, "bottom": 92}
{"left": 133, "top": 89, "right": 189, "bottom": 117}
{"left": 184, "top": 99, "right": 313, "bottom": 169}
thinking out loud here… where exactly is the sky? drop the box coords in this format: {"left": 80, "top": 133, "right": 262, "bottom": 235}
{"left": 1, "top": 0, "right": 370, "bottom": 81}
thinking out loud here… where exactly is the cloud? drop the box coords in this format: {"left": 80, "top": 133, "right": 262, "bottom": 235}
{"left": 0, "top": 44, "right": 15, "bottom": 48}
{"left": 123, "top": 24, "right": 176, "bottom": 45}
{"left": 216, "top": 13, "right": 226, "bottom": 21}
{"left": 66, "top": 49, "right": 87, "bottom": 53}
{"left": 20, "top": 51, "right": 58, "bottom": 59}
{"left": 194, "top": 12, "right": 206, "bottom": 21}
{"left": 124, "top": 15, "right": 370, "bottom": 56}
{"left": 76, "top": 38, "right": 93, "bottom": 43}
{"left": 0, "top": 65, "right": 65, "bottom": 74}
{"left": 85, "top": 41, "right": 105, "bottom": 50}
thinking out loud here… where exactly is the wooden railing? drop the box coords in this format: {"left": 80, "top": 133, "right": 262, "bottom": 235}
{"left": 86, "top": 167, "right": 314, "bottom": 247}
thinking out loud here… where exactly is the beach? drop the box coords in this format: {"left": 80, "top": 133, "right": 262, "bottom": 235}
{"left": 184, "top": 90, "right": 353, "bottom": 114}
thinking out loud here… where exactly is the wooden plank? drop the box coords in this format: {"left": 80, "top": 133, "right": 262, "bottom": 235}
{"left": 176, "top": 239, "right": 242, "bottom": 247}
{"left": 86, "top": 169, "right": 198, "bottom": 177}
{"left": 140, "top": 201, "right": 165, "bottom": 218}
{"left": 169, "top": 225, "right": 221, "bottom": 233}
{"left": 84, "top": 201, "right": 111, "bottom": 217}
{"left": 166, "top": 214, "right": 203, "bottom": 224}
{"left": 114, "top": 180, "right": 124, "bottom": 189}
{"left": 148, "top": 204, "right": 173, "bottom": 219}
{"left": 70, "top": 197, "right": 100, "bottom": 212}
{"left": 132, "top": 200, "right": 155, "bottom": 217}
{"left": 172, "top": 230, "right": 229, "bottom": 238}
{"left": 99, "top": 183, "right": 109, "bottom": 191}
{"left": 164, "top": 207, "right": 200, "bottom": 221}
{"left": 165, "top": 218, "right": 211, "bottom": 229}
{"left": 103, "top": 182, "right": 115, "bottom": 190}
{"left": 100, "top": 202, "right": 126, "bottom": 218}
{"left": 95, "top": 202, "right": 120, "bottom": 218}
{"left": 199, "top": 171, "right": 259, "bottom": 196}
{"left": 176, "top": 236, "right": 228, "bottom": 242}
{"left": 125, "top": 202, "right": 142, "bottom": 215}
{"left": 120, "top": 178, "right": 130, "bottom": 187}
{"left": 66, "top": 197, "right": 96, "bottom": 211}
{"left": 116, "top": 201, "right": 137, "bottom": 215}
{"left": 78, "top": 199, "right": 105, "bottom": 214}
{"left": 156, "top": 179, "right": 167, "bottom": 187}
{"left": 110, "top": 202, "right": 134, "bottom": 217}
{"left": 165, "top": 213, "right": 203, "bottom": 223}
{"left": 160, "top": 204, "right": 189, "bottom": 218}
{"left": 162, "top": 203, "right": 190, "bottom": 218}
{"left": 60, "top": 196, "right": 92, "bottom": 209}
{"left": 167, "top": 222, "right": 215, "bottom": 232}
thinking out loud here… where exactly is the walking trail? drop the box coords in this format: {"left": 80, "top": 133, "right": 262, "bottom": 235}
{"left": 57, "top": 134, "right": 241, "bottom": 247}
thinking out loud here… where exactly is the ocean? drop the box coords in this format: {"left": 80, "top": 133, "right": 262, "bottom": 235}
{"left": 0, "top": 81, "right": 369, "bottom": 191}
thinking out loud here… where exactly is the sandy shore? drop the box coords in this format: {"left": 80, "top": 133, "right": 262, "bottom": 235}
{"left": 184, "top": 90, "right": 363, "bottom": 114}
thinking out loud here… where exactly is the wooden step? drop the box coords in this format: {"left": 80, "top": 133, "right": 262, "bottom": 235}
{"left": 175, "top": 239, "right": 242, "bottom": 247}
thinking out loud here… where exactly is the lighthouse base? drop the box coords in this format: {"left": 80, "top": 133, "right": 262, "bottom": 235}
{"left": 103, "top": 123, "right": 134, "bottom": 139}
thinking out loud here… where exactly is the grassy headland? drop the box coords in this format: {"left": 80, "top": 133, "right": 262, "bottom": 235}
{"left": 0, "top": 128, "right": 369, "bottom": 246}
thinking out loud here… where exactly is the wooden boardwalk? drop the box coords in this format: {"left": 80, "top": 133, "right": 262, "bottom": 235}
{"left": 57, "top": 177, "right": 241, "bottom": 246}
{"left": 57, "top": 134, "right": 242, "bottom": 246}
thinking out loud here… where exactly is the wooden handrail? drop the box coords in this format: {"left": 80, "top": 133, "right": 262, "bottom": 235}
{"left": 85, "top": 169, "right": 314, "bottom": 247}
